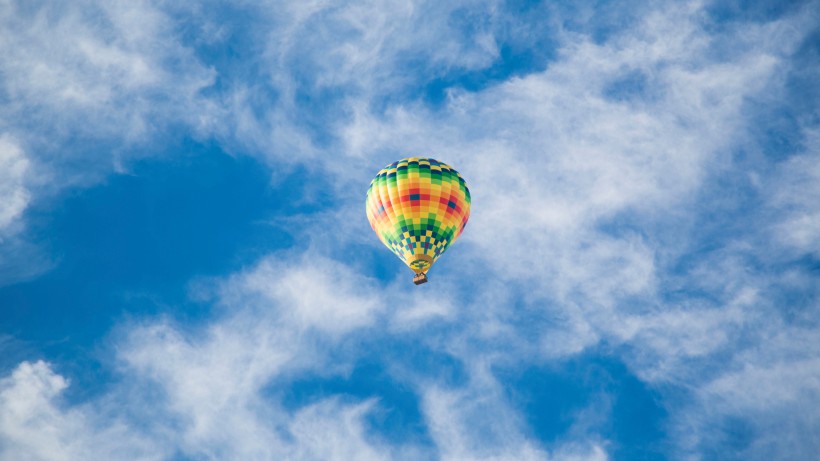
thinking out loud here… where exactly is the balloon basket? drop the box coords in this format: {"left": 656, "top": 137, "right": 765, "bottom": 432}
{"left": 413, "top": 273, "right": 428, "bottom": 285}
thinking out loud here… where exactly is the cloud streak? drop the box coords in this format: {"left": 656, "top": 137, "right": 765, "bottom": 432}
{"left": 1, "top": 0, "right": 819, "bottom": 459}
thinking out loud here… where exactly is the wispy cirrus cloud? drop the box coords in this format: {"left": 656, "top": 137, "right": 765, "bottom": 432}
{"left": 0, "top": 0, "right": 217, "bottom": 283}
{"left": 0, "top": 361, "right": 166, "bottom": 461}
{"left": 329, "top": 1, "right": 820, "bottom": 457}
{"left": 768, "top": 129, "right": 820, "bottom": 257}
{"left": 116, "top": 253, "right": 401, "bottom": 460}
{"left": 0, "top": 136, "right": 30, "bottom": 236}
{"left": 1, "top": 0, "right": 819, "bottom": 460}
{"left": 0, "top": 0, "right": 216, "bottom": 154}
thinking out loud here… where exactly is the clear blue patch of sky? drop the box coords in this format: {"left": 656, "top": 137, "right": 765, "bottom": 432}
{"left": 356, "top": 238, "right": 407, "bottom": 280}
{"left": 704, "top": 0, "right": 812, "bottom": 26}
{"left": 0, "top": 140, "right": 305, "bottom": 394}
{"left": 601, "top": 69, "right": 666, "bottom": 105}
{"left": 602, "top": 70, "right": 647, "bottom": 101}
{"left": 698, "top": 415, "right": 757, "bottom": 460}
{"left": 496, "top": 353, "right": 668, "bottom": 460}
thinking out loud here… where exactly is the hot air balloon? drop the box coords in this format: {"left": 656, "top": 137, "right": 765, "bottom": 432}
{"left": 365, "top": 157, "right": 471, "bottom": 285}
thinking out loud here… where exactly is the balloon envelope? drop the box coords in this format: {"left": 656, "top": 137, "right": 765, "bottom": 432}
{"left": 365, "top": 157, "right": 471, "bottom": 278}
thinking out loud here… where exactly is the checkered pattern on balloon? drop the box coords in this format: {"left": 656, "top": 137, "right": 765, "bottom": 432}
{"left": 365, "top": 157, "right": 471, "bottom": 283}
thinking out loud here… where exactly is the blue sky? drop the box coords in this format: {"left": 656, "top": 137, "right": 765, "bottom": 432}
{"left": 1, "top": 0, "right": 819, "bottom": 459}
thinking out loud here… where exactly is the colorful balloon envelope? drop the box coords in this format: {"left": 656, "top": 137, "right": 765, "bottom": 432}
{"left": 365, "top": 157, "right": 471, "bottom": 284}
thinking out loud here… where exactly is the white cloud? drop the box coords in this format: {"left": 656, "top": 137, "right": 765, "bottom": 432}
{"left": 0, "top": 0, "right": 221, "bottom": 284}
{"left": 666, "top": 322, "right": 820, "bottom": 460}
{"left": 332, "top": 0, "right": 815, "bottom": 351}
{"left": 0, "top": 252, "right": 392, "bottom": 460}
{"left": 328, "top": 1, "right": 820, "bottom": 458}
{"left": 287, "top": 399, "right": 392, "bottom": 461}
{"left": 1, "top": 0, "right": 819, "bottom": 460}
{"left": 0, "top": 0, "right": 217, "bottom": 183}
{"left": 338, "top": 0, "right": 791, "bottom": 275}
{"left": 0, "top": 136, "right": 30, "bottom": 236}
{"left": 231, "top": 254, "right": 383, "bottom": 334}
{"left": 389, "top": 295, "right": 455, "bottom": 330}
{"left": 418, "top": 370, "right": 610, "bottom": 461}
{"left": 421, "top": 384, "right": 551, "bottom": 461}
{"left": 0, "top": 361, "right": 165, "bottom": 461}
{"left": 0, "top": 135, "right": 53, "bottom": 286}
{"left": 114, "top": 253, "right": 406, "bottom": 460}
{"left": 265, "top": 0, "right": 501, "bottom": 93}
{"left": 0, "top": 245, "right": 618, "bottom": 460}
{"left": 324, "top": 0, "right": 811, "bottom": 377}
{"left": 769, "top": 128, "right": 820, "bottom": 256}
